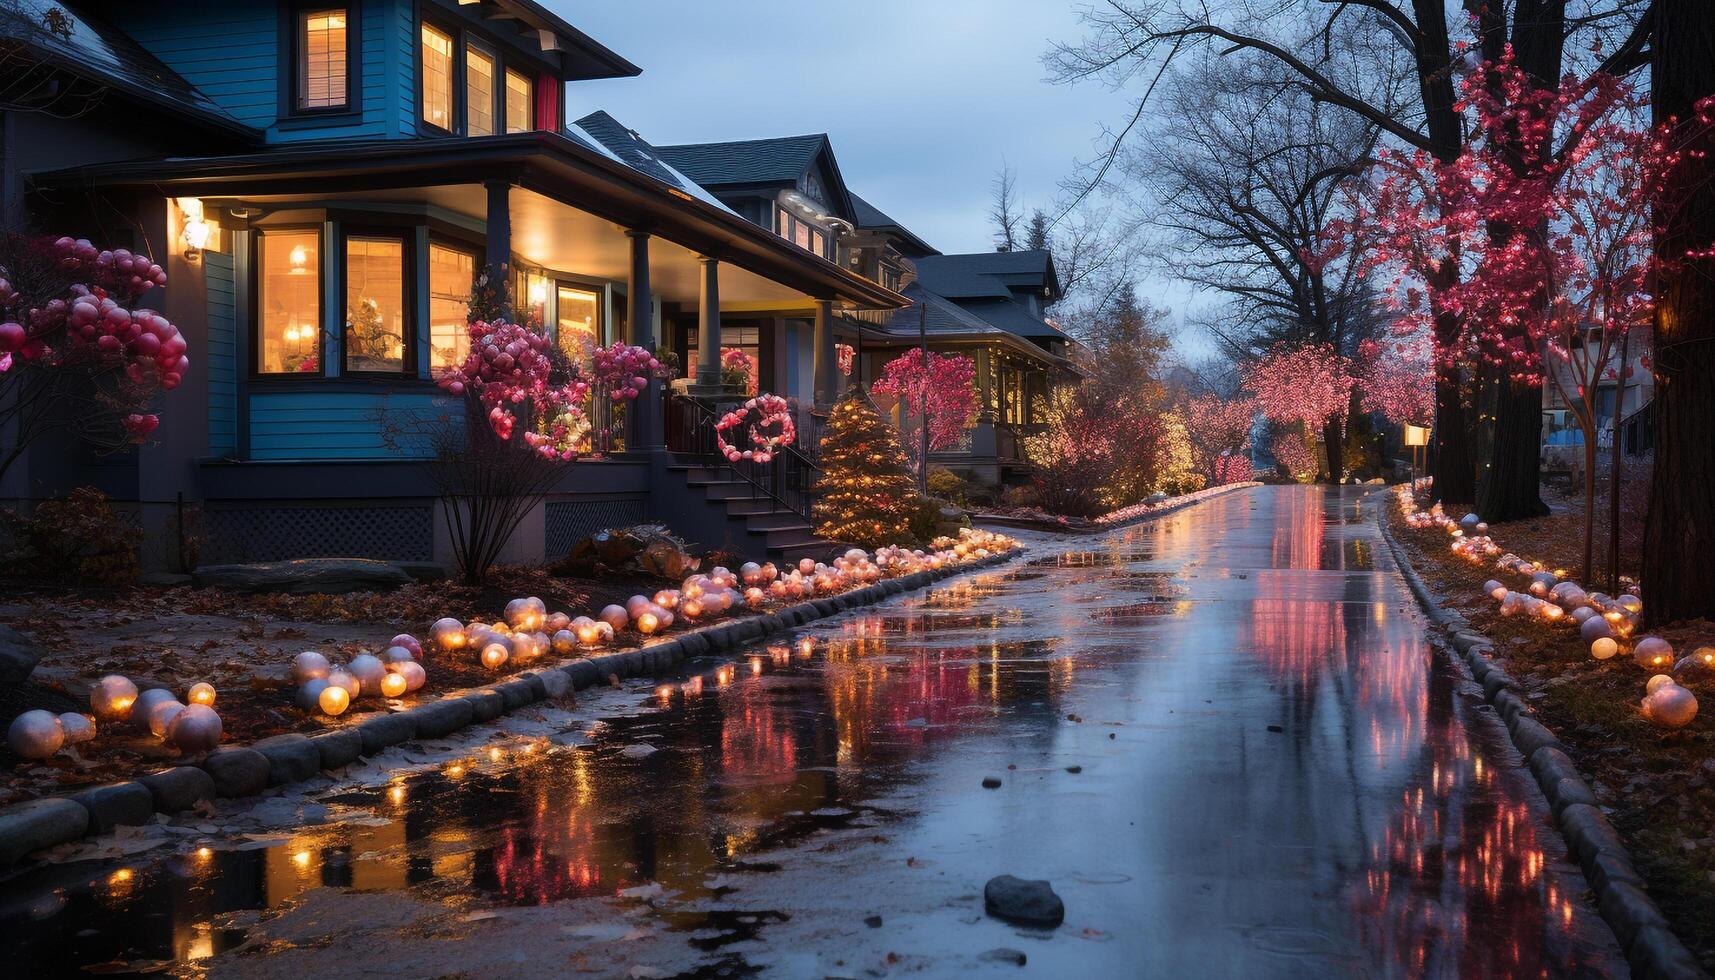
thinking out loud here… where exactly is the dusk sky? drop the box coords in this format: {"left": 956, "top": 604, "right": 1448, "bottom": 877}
{"left": 560, "top": 2, "right": 1144, "bottom": 262}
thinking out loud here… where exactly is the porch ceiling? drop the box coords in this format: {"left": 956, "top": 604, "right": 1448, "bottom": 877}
{"left": 226, "top": 184, "right": 815, "bottom": 310}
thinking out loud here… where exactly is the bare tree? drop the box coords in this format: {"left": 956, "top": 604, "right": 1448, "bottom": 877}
{"left": 989, "top": 164, "right": 1021, "bottom": 252}
{"left": 1045, "top": 0, "right": 1651, "bottom": 511}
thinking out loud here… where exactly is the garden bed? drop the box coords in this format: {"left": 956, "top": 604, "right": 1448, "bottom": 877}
{"left": 0, "top": 566, "right": 689, "bottom": 805}
{"left": 1386, "top": 496, "right": 1715, "bottom": 968}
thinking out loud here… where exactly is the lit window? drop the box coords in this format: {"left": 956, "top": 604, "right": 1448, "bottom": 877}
{"left": 777, "top": 207, "right": 792, "bottom": 239}
{"left": 421, "top": 24, "right": 453, "bottom": 131}
{"left": 258, "top": 230, "right": 320, "bottom": 374}
{"left": 809, "top": 228, "right": 825, "bottom": 257}
{"left": 297, "top": 8, "right": 347, "bottom": 110}
{"left": 555, "top": 285, "right": 600, "bottom": 363}
{"left": 505, "top": 67, "right": 532, "bottom": 133}
{"left": 465, "top": 46, "right": 495, "bottom": 137}
{"left": 794, "top": 221, "right": 811, "bottom": 251}
{"left": 344, "top": 237, "right": 408, "bottom": 373}
{"left": 429, "top": 243, "right": 474, "bottom": 369}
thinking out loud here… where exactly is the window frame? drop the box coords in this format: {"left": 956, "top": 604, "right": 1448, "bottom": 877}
{"left": 503, "top": 65, "right": 534, "bottom": 134}
{"left": 252, "top": 224, "right": 327, "bottom": 379}
{"left": 281, "top": 2, "right": 360, "bottom": 120}
{"left": 417, "top": 17, "right": 458, "bottom": 135}
{"left": 427, "top": 236, "right": 481, "bottom": 372}
{"left": 463, "top": 40, "right": 499, "bottom": 138}
{"left": 415, "top": 11, "right": 559, "bottom": 138}
{"left": 553, "top": 279, "right": 605, "bottom": 363}
{"left": 338, "top": 227, "right": 417, "bottom": 377}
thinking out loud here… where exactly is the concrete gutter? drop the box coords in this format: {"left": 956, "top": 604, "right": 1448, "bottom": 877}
{"left": 1374, "top": 490, "right": 1709, "bottom": 980}
{"left": 0, "top": 548, "right": 1023, "bottom": 867}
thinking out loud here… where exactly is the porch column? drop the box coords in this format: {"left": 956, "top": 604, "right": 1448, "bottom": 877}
{"left": 692, "top": 255, "right": 722, "bottom": 392}
{"left": 484, "top": 181, "right": 511, "bottom": 267}
{"left": 812, "top": 299, "right": 835, "bottom": 408}
{"left": 626, "top": 230, "right": 662, "bottom": 449}
{"left": 975, "top": 347, "right": 995, "bottom": 421}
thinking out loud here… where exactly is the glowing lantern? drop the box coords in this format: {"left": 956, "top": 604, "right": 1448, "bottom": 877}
{"left": 552, "top": 629, "right": 577, "bottom": 654}
{"left": 90, "top": 674, "right": 138, "bottom": 721}
{"left": 653, "top": 589, "right": 681, "bottom": 609}
{"left": 626, "top": 595, "right": 653, "bottom": 617}
{"left": 681, "top": 598, "right": 704, "bottom": 619}
{"left": 599, "top": 605, "right": 628, "bottom": 631}
{"left": 1579, "top": 616, "right": 1613, "bottom": 643}
{"left": 392, "top": 660, "right": 427, "bottom": 692}
{"left": 740, "top": 562, "right": 763, "bottom": 585}
{"left": 59, "top": 712, "right": 96, "bottom": 745}
{"left": 1633, "top": 636, "right": 1674, "bottom": 671}
{"left": 744, "top": 587, "right": 766, "bottom": 609}
{"left": 7, "top": 710, "right": 64, "bottom": 759}
{"left": 147, "top": 699, "right": 185, "bottom": 738}
{"left": 796, "top": 637, "right": 815, "bottom": 658}
{"left": 326, "top": 669, "right": 360, "bottom": 698}
{"left": 318, "top": 684, "right": 351, "bottom": 716}
{"left": 380, "top": 671, "right": 409, "bottom": 698}
{"left": 347, "top": 654, "right": 387, "bottom": 694}
{"left": 636, "top": 610, "right": 661, "bottom": 635}
{"left": 1482, "top": 580, "right": 1505, "bottom": 598}
{"left": 573, "top": 616, "right": 603, "bottom": 646}
{"left": 187, "top": 682, "right": 216, "bottom": 707}
{"left": 432, "top": 617, "right": 466, "bottom": 650}
{"left": 545, "top": 612, "right": 571, "bottom": 633}
{"left": 167, "top": 704, "right": 222, "bottom": 752}
{"left": 1646, "top": 673, "right": 1677, "bottom": 695}
{"left": 292, "top": 651, "right": 331, "bottom": 684}
{"left": 1641, "top": 683, "right": 1698, "bottom": 729}
{"left": 481, "top": 642, "right": 510, "bottom": 669}
{"left": 1591, "top": 637, "right": 1619, "bottom": 660}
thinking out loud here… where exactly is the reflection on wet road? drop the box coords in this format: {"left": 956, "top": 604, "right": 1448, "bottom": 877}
{"left": 1, "top": 486, "right": 1623, "bottom": 977}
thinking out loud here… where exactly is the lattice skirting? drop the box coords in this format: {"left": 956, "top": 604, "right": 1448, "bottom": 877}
{"left": 202, "top": 502, "right": 434, "bottom": 564}
{"left": 544, "top": 497, "right": 648, "bottom": 559}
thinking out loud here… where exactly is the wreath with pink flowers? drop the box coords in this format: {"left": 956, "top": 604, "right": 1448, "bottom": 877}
{"left": 715, "top": 393, "right": 795, "bottom": 464}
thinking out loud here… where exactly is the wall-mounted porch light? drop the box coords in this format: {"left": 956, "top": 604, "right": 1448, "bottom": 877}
{"left": 177, "top": 198, "right": 210, "bottom": 262}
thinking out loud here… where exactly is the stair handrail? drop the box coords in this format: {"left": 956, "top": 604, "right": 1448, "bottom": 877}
{"left": 668, "top": 392, "right": 821, "bottom": 525}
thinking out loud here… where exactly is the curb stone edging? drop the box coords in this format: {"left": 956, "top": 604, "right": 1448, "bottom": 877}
{"left": 0, "top": 547, "right": 1027, "bottom": 867}
{"left": 1374, "top": 490, "right": 1710, "bottom": 980}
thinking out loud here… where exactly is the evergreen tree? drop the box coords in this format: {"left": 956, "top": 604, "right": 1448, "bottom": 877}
{"left": 813, "top": 391, "right": 920, "bottom": 546}
{"left": 1025, "top": 209, "right": 1050, "bottom": 252}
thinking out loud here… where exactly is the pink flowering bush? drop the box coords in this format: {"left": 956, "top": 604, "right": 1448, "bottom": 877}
{"left": 435, "top": 319, "right": 590, "bottom": 460}
{"left": 871, "top": 349, "right": 978, "bottom": 469}
{"left": 0, "top": 233, "right": 187, "bottom": 482}
{"left": 1183, "top": 394, "right": 1256, "bottom": 485}
{"left": 719, "top": 347, "right": 757, "bottom": 394}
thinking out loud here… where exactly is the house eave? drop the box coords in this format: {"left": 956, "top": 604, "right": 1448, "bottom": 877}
{"left": 31, "top": 132, "right": 907, "bottom": 312}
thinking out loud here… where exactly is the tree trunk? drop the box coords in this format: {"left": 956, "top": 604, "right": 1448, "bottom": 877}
{"left": 1581, "top": 430, "right": 1597, "bottom": 580}
{"left": 1642, "top": 0, "right": 1715, "bottom": 627}
{"left": 1429, "top": 363, "right": 1475, "bottom": 504}
{"left": 1321, "top": 415, "right": 1343, "bottom": 483}
{"left": 1477, "top": 376, "right": 1549, "bottom": 521}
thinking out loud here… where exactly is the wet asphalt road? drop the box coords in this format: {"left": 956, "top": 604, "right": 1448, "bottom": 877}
{"left": 0, "top": 485, "right": 1625, "bottom": 978}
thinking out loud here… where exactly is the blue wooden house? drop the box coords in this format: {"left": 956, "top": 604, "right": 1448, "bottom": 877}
{"left": 3, "top": 0, "right": 905, "bottom": 570}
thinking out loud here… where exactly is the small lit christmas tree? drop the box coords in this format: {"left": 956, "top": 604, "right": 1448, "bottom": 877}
{"left": 813, "top": 390, "right": 920, "bottom": 546}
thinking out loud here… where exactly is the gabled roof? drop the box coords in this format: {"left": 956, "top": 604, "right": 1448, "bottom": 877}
{"left": 5, "top": 0, "right": 257, "bottom": 139}
{"left": 572, "top": 111, "right": 737, "bottom": 215}
{"left": 654, "top": 134, "right": 830, "bottom": 186}
{"left": 849, "top": 192, "right": 939, "bottom": 257}
{"left": 914, "top": 250, "right": 1061, "bottom": 300}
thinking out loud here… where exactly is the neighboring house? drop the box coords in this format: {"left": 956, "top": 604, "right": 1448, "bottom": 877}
{"left": 643, "top": 131, "right": 1077, "bottom": 486}
{"left": 3, "top": 0, "right": 903, "bottom": 569}
{"left": 1541, "top": 325, "right": 1655, "bottom": 467}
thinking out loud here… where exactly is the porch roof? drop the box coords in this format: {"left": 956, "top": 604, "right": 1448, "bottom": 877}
{"left": 32, "top": 131, "right": 908, "bottom": 312}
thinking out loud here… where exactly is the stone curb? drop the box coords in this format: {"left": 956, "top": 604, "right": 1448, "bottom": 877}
{"left": 0, "top": 546, "right": 1026, "bottom": 867}
{"left": 1373, "top": 490, "right": 1710, "bottom": 980}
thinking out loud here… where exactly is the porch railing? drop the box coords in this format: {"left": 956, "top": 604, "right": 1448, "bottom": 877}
{"left": 665, "top": 393, "right": 822, "bottom": 524}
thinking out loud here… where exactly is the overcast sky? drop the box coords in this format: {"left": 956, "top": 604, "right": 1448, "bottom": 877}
{"left": 560, "top": 1, "right": 1135, "bottom": 256}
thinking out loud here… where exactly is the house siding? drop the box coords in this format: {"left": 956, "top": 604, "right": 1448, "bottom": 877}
{"left": 205, "top": 252, "right": 238, "bottom": 457}
{"left": 107, "top": 0, "right": 407, "bottom": 143}
{"left": 248, "top": 391, "right": 439, "bottom": 460}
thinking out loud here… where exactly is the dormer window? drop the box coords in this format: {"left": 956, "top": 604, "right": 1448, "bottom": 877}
{"left": 421, "top": 23, "right": 454, "bottom": 131}
{"left": 505, "top": 68, "right": 533, "bottom": 133}
{"left": 292, "top": 5, "right": 352, "bottom": 113}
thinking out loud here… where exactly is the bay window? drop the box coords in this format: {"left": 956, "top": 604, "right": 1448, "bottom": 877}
{"left": 421, "top": 23, "right": 453, "bottom": 131}
{"left": 504, "top": 67, "right": 533, "bottom": 133}
{"left": 294, "top": 7, "right": 349, "bottom": 112}
{"left": 429, "top": 243, "right": 475, "bottom": 369}
{"left": 257, "top": 229, "right": 322, "bottom": 375}
{"left": 343, "top": 235, "right": 409, "bottom": 374}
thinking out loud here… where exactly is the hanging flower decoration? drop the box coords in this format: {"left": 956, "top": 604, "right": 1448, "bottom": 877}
{"left": 589, "top": 342, "right": 661, "bottom": 402}
{"left": 715, "top": 393, "right": 795, "bottom": 464}
{"left": 720, "top": 347, "right": 758, "bottom": 394}
{"left": 435, "top": 319, "right": 590, "bottom": 459}
{"left": 836, "top": 343, "right": 855, "bottom": 376}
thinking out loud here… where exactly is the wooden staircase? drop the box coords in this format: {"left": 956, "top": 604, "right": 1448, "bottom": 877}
{"left": 663, "top": 459, "right": 842, "bottom": 564}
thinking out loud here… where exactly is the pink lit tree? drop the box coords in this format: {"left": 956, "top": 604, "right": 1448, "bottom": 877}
{"left": 0, "top": 234, "right": 187, "bottom": 485}
{"left": 1353, "top": 338, "right": 1433, "bottom": 428}
{"left": 870, "top": 349, "right": 978, "bottom": 473}
{"left": 1183, "top": 393, "right": 1256, "bottom": 485}
{"left": 1242, "top": 344, "right": 1354, "bottom": 481}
